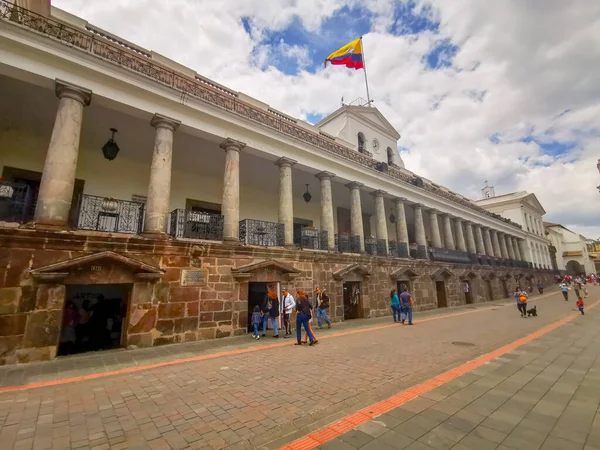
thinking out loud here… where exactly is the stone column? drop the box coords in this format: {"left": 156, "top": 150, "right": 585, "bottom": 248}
{"left": 413, "top": 203, "right": 427, "bottom": 259}
{"left": 512, "top": 237, "right": 522, "bottom": 260}
{"left": 491, "top": 230, "right": 502, "bottom": 258}
{"left": 519, "top": 239, "right": 530, "bottom": 263}
{"left": 475, "top": 225, "right": 486, "bottom": 255}
{"left": 372, "top": 190, "right": 388, "bottom": 252}
{"left": 220, "top": 138, "right": 246, "bottom": 241}
{"left": 143, "top": 114, "right": 181, "bottom": 236}
{"left": 346, "top": 182, "right": 365, "bottom": 252}
{"left": 506, "top": 235, "right": 516, "bottom": 260}
{"left": 393, "top": 197, "right": 409, "bottom": 258}
{"left": 35, "top": 80, "right": 92, "bottom": 227}
{"left": 316, "top": 171, "right": 336, "bottom": 250}
{"left": 429, "top": 210, "right": 443, "bottom": 248}
{"left": 442, "top": 214, "right": 456, "bottom": 250}
{"left": 483, "top": 227, "right": 494, "bottom": 257}
{"left": 454, "top": 219, "right": 467, "bottom": 252}
{"left": 465, "top": 222, "right": 477, "bottom": 254}
{"left": 275, "top": 157, "right": 296, "bottom": 247}
{"left": 499, "top": 232, "right": 509, "bottom": 259}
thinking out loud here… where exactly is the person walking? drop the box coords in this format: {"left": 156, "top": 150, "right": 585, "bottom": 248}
{"left": 260, "top": 292, "right": 271, "bottom": 337}
{"left": 315, "top": 288, "right": 332, "bottom": 329}
{"left": 268, "top": 287, "right": 280, "bottom": 338}
{"left": 576, "top": 297, "right": 585, "bottom": 315}
{"left": 390, "top": 288, "right": 400, "bottom": 323}
{"left": 560, "top": 282, "right": 569, "bottom": 301}
{"left": 399, "top": 287, "right": 414, "bottom": 325}
{"left": 294, "top": 289, "right": 316, "bottom": 346}
{"left": 251, "top": 306, "right": 262, "bottom": 340}
{"left": 282, "top": 287, "right": 295, "bottom": 338}
{"left": 537, "top": 280, "right": 543, "bottom": 294}
{"left": 516, "top": 288, "right": 528, "bottom": 317}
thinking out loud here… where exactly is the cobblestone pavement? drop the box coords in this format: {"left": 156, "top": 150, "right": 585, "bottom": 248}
{"left": 0, "top": 287, "right": 594, "bottom": 450}
{"left": 291, "top": 293, "right": 600, "bottom": 450}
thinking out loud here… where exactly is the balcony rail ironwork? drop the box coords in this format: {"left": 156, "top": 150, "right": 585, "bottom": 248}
{"left": 76, "top": 194, "right": 144, "bottom": 234}
{"left": 0, "top": 0, "right": 525, "bottom": 232}
{"left": 239, "top": 219, "right": 284, "bottom": 247}
{"left": 298, "top": 228, "right": 328, "bottom": 251}
{"left": 365, "top": 238, "right": 388, "bottom": 257}
{"left": 0, "top": 180, "right": 30, "bottom": 223}
{"left": 169, "top": 209, "right": 224, "bottom": 241}
{"left": 428, "top": 247, "right": 472, "bottom": 265}
{"left": 335, "top": 234, "right": 361, "bottom": 254}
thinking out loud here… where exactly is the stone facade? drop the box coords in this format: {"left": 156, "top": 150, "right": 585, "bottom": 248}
{"left": 0, "top": 229, "right": 555, "bottom": 365}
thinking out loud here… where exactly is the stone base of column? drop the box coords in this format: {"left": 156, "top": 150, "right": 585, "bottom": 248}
{"left": 22, "top": 221, "right": 69, "bottom": 231}
{"left": 398, "top": 243, "right": 409, "bottom": 258}
{"left": 142, "top": 231, "right": 169, "bottom": 240}
{"left": 416, "top": 245, "right": 428, "bottom": 260}
{"left": 223, "top": 237, "right": 241, "bottom": 245}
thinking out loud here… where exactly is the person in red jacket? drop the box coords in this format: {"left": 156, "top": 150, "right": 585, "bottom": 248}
{"left": 576, "top": 297, "right": 584, "bottom": 315}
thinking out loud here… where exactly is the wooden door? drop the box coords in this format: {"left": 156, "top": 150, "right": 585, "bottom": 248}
{"left": 436, "top": 281, "right": 447, "bottom": 308}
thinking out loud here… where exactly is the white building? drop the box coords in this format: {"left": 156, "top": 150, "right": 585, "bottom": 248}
{"left": 544, "top": 223, "right": 595, "bottom": 275}
{"left": 475, "top": 185, "right": 552, "bottom": 269}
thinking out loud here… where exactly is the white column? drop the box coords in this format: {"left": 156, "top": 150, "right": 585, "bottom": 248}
{"left": 372, "top": 190, "right": 388, "bottom": 252}
{"left": 429, "top": 210, "right": 443, "bottom": 248}
{"left": 275, "top": 157, "right": 296, "bottom": 247}
{"left": 316, "top": 171, "right": 335, "bottom": 250}
{"left": 483, "top": 228, "right": 494, "bottom": 257}
{"left": 499, "top": 232, "right": 509, "bottom": 259}
{"left": 413, "top": 203, "right": 427, "bottom": 259}
{"left": 491, "top": 230, "right": 502, "bottom": 258}
{"left": 394, "top": 198, "right": 409, "bottom": 257}
{"left": 35, "top": 80, "right": 92, "bottom": 227}
{"left": 475, "top": 225, "right": 486, "bottom": 255}
{"left": 143, "top": 114, "right": 181, "bottom": 236}
{"left": 346, "top": 182, "right": 365, "bottom": 252}
{"left": 442, "top": 214, "right": 456, "bottom": 250}
{"left": 506, "top": 235, "right": 516, "bottom": 260}
{"left": 220, "top": 138, "right": 246, "bottom": 241}
{"left": 465, "top": 222, "right": 477, "bottom": 254}
{"left": 513, "top": 237, "right": 522, "bottom": 261}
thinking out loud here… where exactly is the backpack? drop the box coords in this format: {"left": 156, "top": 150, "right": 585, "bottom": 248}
{"left": 519, "top": 294, "right": 527, "bottom": 303}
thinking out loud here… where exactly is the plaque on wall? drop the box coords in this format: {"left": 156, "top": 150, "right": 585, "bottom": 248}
{"left": 180, "top": 269, "right": 208, "bottom": 287}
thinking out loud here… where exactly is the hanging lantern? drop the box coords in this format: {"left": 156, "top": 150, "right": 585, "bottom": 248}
{"left": 102, "top": 128, "right": 120, "bottom": 161}
{"left": 303, "top": 184, "right": 312, "bottom": 203}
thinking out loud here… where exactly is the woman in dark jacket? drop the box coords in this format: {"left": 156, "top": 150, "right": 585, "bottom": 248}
{"left": 294, "top": 289, "right": 316, "bottom": 346}
{"left": 268, "top": 294, "right": 280, "bottom": 338}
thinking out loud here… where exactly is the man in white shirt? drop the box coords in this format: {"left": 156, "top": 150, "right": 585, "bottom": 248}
{"left": 282, "top": 287, "right": 295, "bottom": 338}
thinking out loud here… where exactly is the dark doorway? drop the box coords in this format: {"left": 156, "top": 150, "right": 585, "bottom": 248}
{"left": 435, "top": 281, "right": 447, "bottom": 308}
{"left": 485, "top": 280, "right": 494, "bottom": 301}
{"left": 247, "top": 282, "right": 280, "bottom": 332}
{"left": 343, "top": 281, "right": 362, "bottom": 320}
{"left": 463, "top": 281, "right": 472, "bottom": 304}
{"left": 397, "top": 280, "right": 411, "bottom": 295}
{"left": 501, "top": 279, "right": 509, "bottom": 298}
{"left": 58, "top": 284, "right": 130, "bottom": 356}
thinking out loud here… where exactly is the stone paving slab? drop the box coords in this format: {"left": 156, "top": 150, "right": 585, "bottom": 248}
{"left": 309, "top": 294, "right": 600, "bottom": 450}
{"left": 0, "top": 287, "right": 592, "bottom": 450}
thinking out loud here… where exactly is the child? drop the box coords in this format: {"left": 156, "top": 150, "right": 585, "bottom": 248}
{"left": 576, "top": 297, "right": 584, "bottom": 315}
{"left": 251, "top": 305, "right": 263, "bottom": 339}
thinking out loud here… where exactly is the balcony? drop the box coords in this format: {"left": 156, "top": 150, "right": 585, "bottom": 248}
{"left": 298, "top": 228, "right": 329, "bottom": 251}
{"left": 365, "top": 238, "right": 388, "bottom": 257}
{"left": 0, "top": 180, "right": 30, "bottom": 223}
{"left": 76, "top": 195, "right": 144, "bottom": 234}
{"left": 335, "top": 234, "right": 361, "bottom": 254}
{"left": 428, "top": 247, "right": 472, "bottom": 265}
{"left": 169, "top": 209, "right": 224, "bottom": 241}
{"left": 239, "top": 219, "right": 284, "bottom": 247}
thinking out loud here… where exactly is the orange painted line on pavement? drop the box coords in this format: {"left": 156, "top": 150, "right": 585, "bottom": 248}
{"left": 0, "top": 290, "right": 560, "bottom": 394}
{"left": 280, "top": 300, "right": 599, "bottom": 450}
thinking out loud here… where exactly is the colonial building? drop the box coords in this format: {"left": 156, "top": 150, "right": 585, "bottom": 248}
{"left": 544, "top": 223, "right": 595, "bottom": 275}
{"left": 475, "top": 186, "right": 553, "bottom": 270}
{"left": 0, "top": 1, "right": 553, "bottom": 365}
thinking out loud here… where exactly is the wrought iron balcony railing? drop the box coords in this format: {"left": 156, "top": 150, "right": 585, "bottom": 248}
{"left": 169, "top": 209, "right": 224, "bottom": 241}
{"left": 428, "top": 247, "right": 472, "bottom": 265}
{"left": 76, "top": 194, "right": 144, "bottom": 234}
{"left": 335, "top": 234, "right": 361, "bottom": 254}
{"left": 0, "top": 180, "right": 30, "bottom": 223}
{"left": 365, "top": 238, "right": 388, "bottom": 257}
{"left": 298, "top": 228, "right": 328, "bottom": 251}
{"left": 239, "top": 219, "right": 284, "bottom": 247}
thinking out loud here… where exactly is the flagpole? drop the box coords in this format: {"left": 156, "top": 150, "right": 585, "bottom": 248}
{"left": 360, "top": 36, "right": 371, "bottom": 105}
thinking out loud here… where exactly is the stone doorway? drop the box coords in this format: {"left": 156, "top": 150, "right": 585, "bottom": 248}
{"left": 58, "top": 284, "right": 131, "bottom": 356}
{"left": 343, "top": 281, "right": 362, "bottom": 320}
{"left": 247, "top": 282, "right": 280, "bottom": 332}
{"left": 463, "top": 281, "right": 473, "bottom": 304}
{"left": 435, "top": 281, "right": 448, "bottom": 308}
{"left": 485, "top": 280, "right": 494, "bottom": 301}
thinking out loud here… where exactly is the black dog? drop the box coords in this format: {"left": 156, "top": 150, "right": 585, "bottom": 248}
{"left": 527, "top": 305, "right": 537, "bottom": 317}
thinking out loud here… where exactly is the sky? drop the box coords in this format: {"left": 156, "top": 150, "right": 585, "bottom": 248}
{"left": 53, "top": 0, "right": 600, "bottom": 239}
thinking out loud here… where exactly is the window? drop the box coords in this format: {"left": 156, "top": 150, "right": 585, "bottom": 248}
{"left": 357, "top": 132, "right": 366, "bottom": 153}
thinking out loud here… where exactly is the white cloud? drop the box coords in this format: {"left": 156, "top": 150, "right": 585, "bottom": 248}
{"left": 52, "top": 0, "right": 600, "bottom": 238}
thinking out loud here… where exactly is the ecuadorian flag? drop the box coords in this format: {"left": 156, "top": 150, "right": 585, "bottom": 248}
{"left": 324, "top": 38, "right": 364, "bottom": 70}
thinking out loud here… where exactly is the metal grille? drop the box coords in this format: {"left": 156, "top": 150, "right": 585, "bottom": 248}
{"left": 169, "top": 209, "right": 224, "bottom": 241}
{"left": 239, "top": 219, "right": 284, "bottom": 247}
{"left": 335, "top": 234, "right": 361, "bottom": 254}
{"left": 76, "top": 194, "right": 144, "bottom": 234}
{"left": 0, "top": 180, "right": 30, "bottom": 223}
{"left": 299, "top": 229, "right": 328, "bottom": 250}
